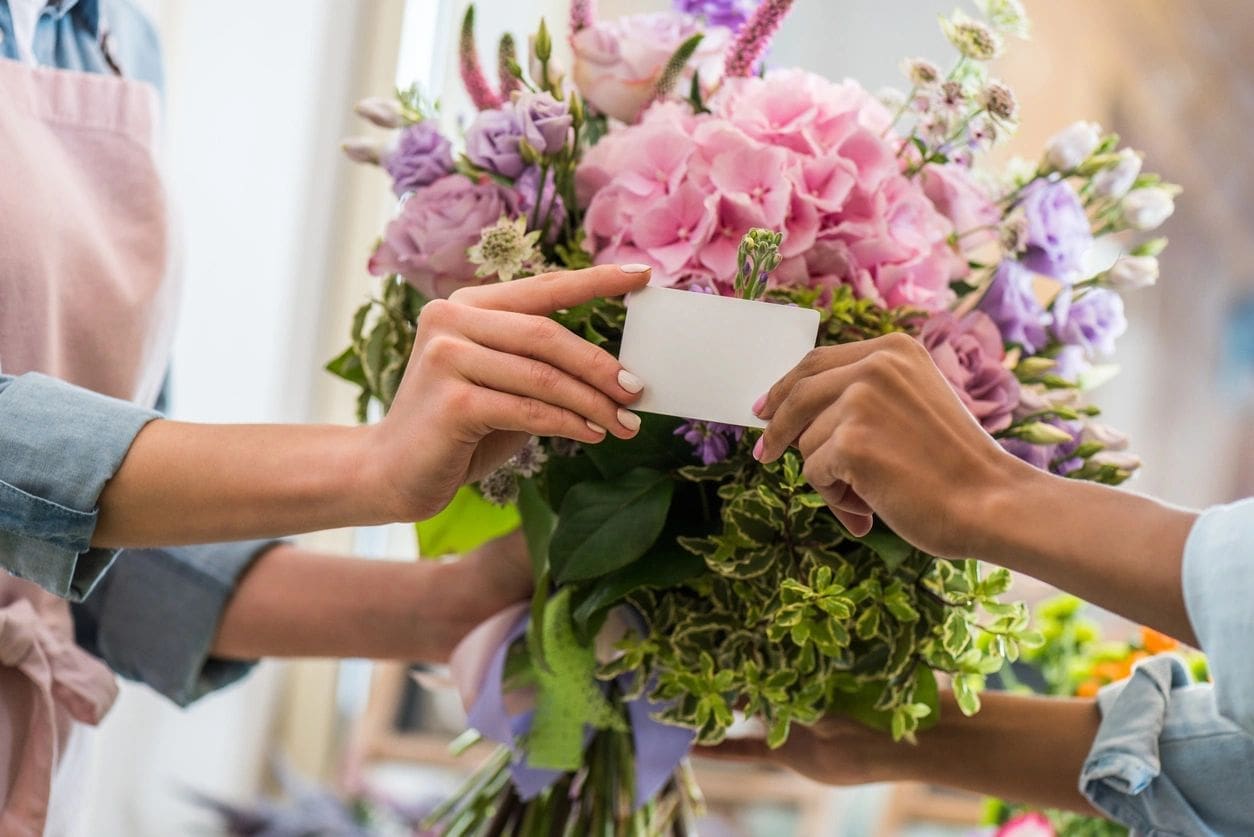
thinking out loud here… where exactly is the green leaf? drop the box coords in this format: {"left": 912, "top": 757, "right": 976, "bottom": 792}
{"left": 325, "top": 345, "right": 367, "bottom": 388}
{"left": 527, "top": 589, "right": 625, "bottom": 771}
{"left": 583, "top": 414, "right": 690, "bottom": 479}
{"left": 850, "top": 525, "right": 914, "bottom": 570}
{"left": 549, "top": 468, "right": 675, "bottom": 583}
{"left": 517, "top": 478, "right": 555, "bottom": 582}
{"left": 414, "top": 485, "right": 520, "bottom": 557}
{"left": 571, "top": 544, "right": 706, "bottom": 629}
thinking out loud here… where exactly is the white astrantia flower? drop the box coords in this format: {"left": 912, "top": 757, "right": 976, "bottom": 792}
{"left": 901, "top": 57, "right": 941, "bottom": 87}
{"left": 468, "top": 216, "right": 543, "bottom": 282}
{"left": 974, "top": 0, "right": 1031, "bottom": 38}
{"left": 876, "top": 86, "right": 907, "bottom": 112}
{"left": 1092, "top": 148, "right": 1143, "bottom": 199}
{"left": 1107, "top": 255, "right": 1159, "bottom": 291}
{"left": 940, "top": 10, "right": 1003, "bottom": 61}
{"left": 1121, "top": 187, "right": 1175, "bottom": 231}
{"left": 1045, "top": 121, "right": 1101, "bottom": 172}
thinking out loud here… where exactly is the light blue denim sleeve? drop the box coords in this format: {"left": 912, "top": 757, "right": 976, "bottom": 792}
{"left": 1080, "top": 656, "right": 1254, "bottom": 835}
{"left": 72, "top": 540, "right": 280, "bottom": 706}
{"left": 1182, "top": 498, "right": 1254, "bottom": 732}
{"left": 0, "top": 373, "right": 158, "bottom": 600}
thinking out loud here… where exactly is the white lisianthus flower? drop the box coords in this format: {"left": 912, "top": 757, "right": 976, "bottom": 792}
{"left": 1107, "top": 255, "right": 1159, "bottom": 290}
{"left": 1045, "top": 121, "right": 1101, "bottom": 172}
{"left": 1081, "top": 421, "right": 1129, "bottom": 451}
{"left": 341, "top": 136, "right": 388, "bottom": 165}
{"left": 1092, "top": 148, "right": 1143, "bottom": 199}
{"left": 1121, "top": 187, "right": 1175, "bottom": 230}
{"left": 1090, "top": 450, "right": 1142, "bottom": 471}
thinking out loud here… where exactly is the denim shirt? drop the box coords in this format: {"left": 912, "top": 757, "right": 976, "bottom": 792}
{"left": 1080, "top": 498, "right": 1254, "bottom": 834}
{"left": 0, "top": 0, "right": 270, "bottom": 706}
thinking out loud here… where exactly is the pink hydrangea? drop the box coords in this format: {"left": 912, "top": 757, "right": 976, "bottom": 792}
{"left": 996, "top": 813, "right": 1055, "bottom": 837}
{"left": 368, "top": 175, "right": 518, "bottom": 299}
{"left": 577, "top": 70, "right": 967, "bottom": 309}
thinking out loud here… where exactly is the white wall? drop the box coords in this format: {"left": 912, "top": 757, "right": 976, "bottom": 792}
{"left": 80, "top": 1, "right": 379, "bottom": 833}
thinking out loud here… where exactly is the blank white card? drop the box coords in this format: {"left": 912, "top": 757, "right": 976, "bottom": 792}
{"left": 617, "top": 286, "right": 821, "bottom": 429}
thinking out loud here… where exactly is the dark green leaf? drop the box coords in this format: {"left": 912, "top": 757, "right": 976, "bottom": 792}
{"left": 549, "top": 468, "right": 674, "bottom": 582}
{"left": 583, "top": 414, "right": 691, "bottom": 478}
{"left": 850, "top": 525, "right": 915, "bottom": 570}
{"left": 571, "top": 544, "right": 706, "bottom": 629}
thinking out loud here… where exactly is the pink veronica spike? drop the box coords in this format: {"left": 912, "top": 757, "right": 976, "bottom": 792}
{"left": 570, "top": 0, "right": 596, "bottom": 34}
{"left": 723, "top": 0, "right": 796, "bottom": 78}
{"left": 460, "top": 5, "right": 504, "bottom": 110}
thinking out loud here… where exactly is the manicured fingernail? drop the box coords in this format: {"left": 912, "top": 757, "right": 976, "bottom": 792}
{"left": 620, "top": 263, "right": 652, "bottom": 274}
{"left": 617, "top": 369, "right": 644, "bottom": 394}
{"left": 752, "top": 393, "right": 768, "bottom": 416}
{"left": 753, "top": 437, "right": 765, "bottom": 461}
{"left": 617, "top": 409, "right": 641, "bottom": 431}
{"left": 587, "top": 420, "right": 607, "bottom": 435}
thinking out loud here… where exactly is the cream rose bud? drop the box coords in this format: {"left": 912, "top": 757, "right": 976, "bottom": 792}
{"left": 1081, "top": 421, "right": 1129, "bottom": 451}
{"left": 1107, "top": 254, "right": 1159, "bottom": 290}
{"left": 1092, "top": 148, "right": 1142, "bottom": 199}
{"left": 1121, "top": 187, "right": 1175, "bottom": 230}
{"left": 1090, "top": 450, "right": 1142, "bottom": 471}
{"left": 354, "top": 96, "right": 405, "bottom": 129}
{"left": 1045, "top": 120, "right": 1101, "bottom": 172}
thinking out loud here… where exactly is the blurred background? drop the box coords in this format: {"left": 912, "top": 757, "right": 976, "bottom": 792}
{"left": 80, "top": 0, "right": 1252, "bottom": 833}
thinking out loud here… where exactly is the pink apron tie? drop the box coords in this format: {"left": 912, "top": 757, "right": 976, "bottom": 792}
{"left": 0, "top": 52, "right": 177, "bottom": 834}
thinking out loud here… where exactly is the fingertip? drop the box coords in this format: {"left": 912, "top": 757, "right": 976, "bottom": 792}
{"left": 751, "top": 393, "right": 768, "bottom": 418}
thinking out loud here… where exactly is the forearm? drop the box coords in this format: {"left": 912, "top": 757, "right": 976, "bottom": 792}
{"left": 211, "top": 532, "right": 529, "bottom": 663}
{"left": 93, "top": 420, "right": 391, "bottom": 548}
{"left": 883, "top": 691, "right": 1102, "bottom": 814}
{"left": 978, "top": 461, "right": 1199, "bottom": 644}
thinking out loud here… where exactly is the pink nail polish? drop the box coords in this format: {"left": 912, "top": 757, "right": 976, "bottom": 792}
{"left": 751, "top": 393, "right": 767, "bottom": 416}
{"left": 753, "top": 438, "right": 765, "bottom": 461}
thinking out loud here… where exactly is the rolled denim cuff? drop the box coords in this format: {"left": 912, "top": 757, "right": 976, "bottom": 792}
{"left": 72, "top": 540, "right": 281, "bottom": 706}
{"left": 1182, "top": 498, "right": 1254, "bottom": 734}
{"left": 0, "top": 373, "right": 159, "bottom": 600}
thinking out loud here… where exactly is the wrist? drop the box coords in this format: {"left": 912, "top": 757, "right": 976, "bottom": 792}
{"left": 963, "top": 452, "right": 1054, "bottom": 565}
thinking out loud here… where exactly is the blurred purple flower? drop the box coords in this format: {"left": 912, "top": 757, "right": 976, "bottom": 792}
{"left": 384, "top": 122, "right": 454, "bottom": 196}
{"left": 1051, "top": 344, "right": 1090, "bottom": 381}
{"left": 675, "top": 0, "right": 761, "bottom": 30}
{"left": 1019, "top": 179, "right": 1092, "bottom": 281}
{"left": 465, "top": 107, "right": 526, "bottom": 179}
{"left": 676, "top": 420, "right": 745, "bottom": 464}
{"left": 516, "top": 166, "right": 567, "bottom": 235}
{"left": 1051, "top": 286, "right": 1127, "bottom": 358}
{"left": 514, "top": 91, "right": 573, "bottom": 156}
{"left": 1001, "top": 416, "right": 1084, "bottom": 475}
{"left": 978, "top": 260, "right": 1049, "bottom": 354}
{"left": 920, "top": 311, "right": 1020, "bottom": 434}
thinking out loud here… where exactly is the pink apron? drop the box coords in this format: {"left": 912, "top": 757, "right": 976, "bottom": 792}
{"left": 0, "top": 53, "right": 176, "bottom": 835}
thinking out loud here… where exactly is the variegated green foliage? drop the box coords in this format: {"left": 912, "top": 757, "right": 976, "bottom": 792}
{"left": 598, "top": 445, "right": 1037, "bottom": 747}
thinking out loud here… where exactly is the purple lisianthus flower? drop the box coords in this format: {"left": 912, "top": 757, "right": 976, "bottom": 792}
{"left": 676, "top": 420, "right": 744, "bottom": 464}
{"left": 1051, "top": 286, "right": 1127, "bottom": 358}
{"left": 513, "top": 91, "right": 573, "bottom": 157}
{"left": 384, "top": 122, "right": 454, "bottom": 196}
{"left": 465, "top": 107, "right": 526, "bottom": 179}
{"left": 978, "top": 261, "right": 1049, "bottom": 354}
{"left": 920, "top": 311, "right": 1020, "bottom": 434}
{"left": 1019, "top": 179, "right": 1093, "bottom": 281}
{"left": 1051, "top": 344, "right": 1090, "bottom": 382}
{"left": 674, "top": 0, "right": 760, "bottom": 30}
{"left": 1000, "top": 417, "right": 1084, "bottom": 475}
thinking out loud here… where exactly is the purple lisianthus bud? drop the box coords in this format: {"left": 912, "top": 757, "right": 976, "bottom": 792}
{"left": 1019, "top": 179, "right": 1093, "bottom": 282}
{"left": 384, "top": 122, "right": 454, "bottom": 196}
{"left": 465, "top": 107, "right": 526, "bottom": 179}
{"left": 676, "top": 420, "right": 744, "bottom": 464}
{"left": 978, "top": 261, "right": 1049, "bottom": 354}
{"left": 1051, "top": 286, "right": 1127, "bottom": 359}
{"left": 674, "top": 0, "right": 760, "bottom": 30}
{"left": 1000, "top": 416, "right": 1083, "bottom": 475}
{"left": 920, "top": 311, "right": 1020, "bottom": 434}
{"left": 513, "top": 91, "right": 573, "bottom": 157}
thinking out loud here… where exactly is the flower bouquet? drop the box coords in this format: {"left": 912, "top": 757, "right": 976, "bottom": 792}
{"left": 331, "top": 0, "right": 1177, "bottom": 832}
{"left": 983, "top": 597, "right": 1207, "bottom": 837}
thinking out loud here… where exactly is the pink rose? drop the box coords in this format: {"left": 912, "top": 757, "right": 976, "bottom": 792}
{"left": 570, "top": 12, "right": 730, "bottom": 124}
{"left": 368, "top": 175, "right": 517, "bottom": 299}
{"left": 996, "top": 813, "right": 1055, "bottom": 837}
{"left": 921, "top": 163, "right": 999, "bottom": 254}
{"left": 920, "top": 311, "right": 1020, "bottom": 434}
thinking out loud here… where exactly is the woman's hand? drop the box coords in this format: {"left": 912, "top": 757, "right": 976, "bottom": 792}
{"left": 755, "top": 332, "right": 1019, "bottom": 557}
{"left": 373, "top": 264, "right": 651, "bottom": 522}
{"left": 701, "top": 715, "right": 896, "bottom": 787}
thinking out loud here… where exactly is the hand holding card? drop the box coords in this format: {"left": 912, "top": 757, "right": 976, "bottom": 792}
{"left": 618, "top": 286, "right": 821, "bottom": 429}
